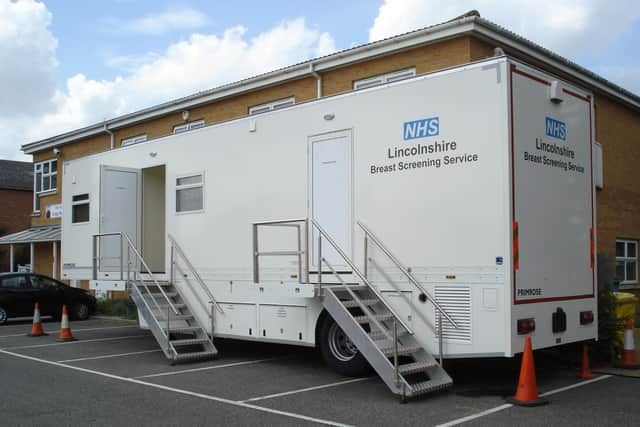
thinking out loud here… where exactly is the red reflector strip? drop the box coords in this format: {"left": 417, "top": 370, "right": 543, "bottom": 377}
{"left": 590, "top": 228, "right": 595, "bottom": 270}
{"left": 513, "top": 221, "right": 519, "bottom": 270}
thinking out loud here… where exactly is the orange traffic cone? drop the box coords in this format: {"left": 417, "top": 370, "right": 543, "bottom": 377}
{"left": 27, "top": 303, "right": 48, "bottom": 337}
{"left": 577, "top": 342, "right": 594, "bottom": 380}
{"left": 506, "top": 336, "right": 548, "bottom": 406}
{"left": 616, "top": 319, "right": 639, "bottom": 369}
{"left": 57, "top": 305, "right": 76, "bottom": 342}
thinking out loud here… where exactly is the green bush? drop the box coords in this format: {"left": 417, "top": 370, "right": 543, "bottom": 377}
{"left": 593, "top": 252, "right": 619, "bottom": 363}
{"left": 96, "top": 297, "right": 138, "bottom": 320}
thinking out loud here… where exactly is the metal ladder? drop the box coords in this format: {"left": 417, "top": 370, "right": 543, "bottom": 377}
{"left": 93, "top": 232, "right": 221, "bottom": 364}
{"left": 252, "top": 218, "right": 460, "bottom": 400}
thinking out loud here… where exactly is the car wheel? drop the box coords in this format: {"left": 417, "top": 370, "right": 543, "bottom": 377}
{"left": 72, "top": 302, "right": 90, "bottom": 321}
{"left": 319, "top": 314, "right": 369, "bottom": 377}
{"left": 0, "top": 306, "right": 7, "bottom": 325}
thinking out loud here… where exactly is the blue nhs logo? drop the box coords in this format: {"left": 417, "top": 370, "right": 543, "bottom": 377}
{"left": 545, "top": 117, "right": 566, "bottom": 141}
{"left": 403, "top": 117, "right": 439, "bottom": 140}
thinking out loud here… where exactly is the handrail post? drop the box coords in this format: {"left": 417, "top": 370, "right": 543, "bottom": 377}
{"left": 304, "top": 219, "right": 310, "bottom": 284}
{"left": 119, "top": 233, "right": 124, "bottom": 281}
{"left": 296, "top": 224, "right": 302, "bottom": 284}
{"left": 210, "top": 301, "right": 215, "bottom": 336}
{"left": 166, "top": 306, "right": 171, "bottom": 354}
{"left": 317, "top": 234, "right": 322, "bottom": 294}
{"left": 393, "top": 319, "right": 399, "bottom": 386}
{"left": 170, "top": 244, "right": 175, "bottom": 285}
{"left": 438, "top": 314, "right": 443, "bottom": 365}
{"left": 252, "top": 223, "right": 259, "bottom": 284}
{"left": 364, "top": 234, "right": 369, "bottom": 279}
{"left": 92, "top": 235, "right": 98, "bottom": 280}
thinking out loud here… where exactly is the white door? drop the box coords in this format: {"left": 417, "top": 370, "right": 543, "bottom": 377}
{"left": 310, "top": 130, "right": 352, "bottom": 269}
{"left": 99, "top": 166, "right": 141, "bottom": 274}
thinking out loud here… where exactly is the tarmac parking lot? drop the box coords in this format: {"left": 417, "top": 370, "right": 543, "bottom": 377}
{"left": 1, "top": 317, "right": 637, "bottom": 426}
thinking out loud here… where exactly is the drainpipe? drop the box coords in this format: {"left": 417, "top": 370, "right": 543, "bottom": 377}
{"left": 310, "top": 63, "right": 322, "bottom": 98}
{"left": 104, "top": 123, "right": 115, "bottom": 149}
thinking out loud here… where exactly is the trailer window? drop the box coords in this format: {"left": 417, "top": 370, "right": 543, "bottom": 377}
{"left": 71, "top": 193, "right": 90, "bottom": 223}
{"left": 617, "top": 239, "right": 638, "bottom": 286}
{"left": 176, "top": 174, "right": 204, "bottom": 213}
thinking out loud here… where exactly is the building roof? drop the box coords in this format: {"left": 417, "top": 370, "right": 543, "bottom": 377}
{"left": 0, "top": 160, "right": 33, "bottom": 191}
{"left": 0, "top": 225, "right": 60, "bottom": 245}
{"left": 21, "top": 12, "right": 640, "bottom": 155}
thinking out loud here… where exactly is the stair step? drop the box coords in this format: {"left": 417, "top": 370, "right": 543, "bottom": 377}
{"left": 328, "top": 285, "right": 368, "bottom": 291}
{"left": 145, "top": 291, "right": 178, "bottom": 298}
{"left": 163, "top": 326, "right": 200, "bottom": 333}
{"left": 342, "top": 298, "right": 380, "bottom": 308}
{"left": 155, "top": 303, "right": 186, "bottom": 310}
{"left": 157, "top": 313, "right": 193, "bottom": 321}
{"left": 369, "top": 329, "right": 408, "bottom": 340}
{"left": 380, "top": 345, "right": 422, "bottom": 357}
{"left": 409, "top": 377, "right": 453, "bottom": 396}
{"left": 171, "top": 338, "right": 210, "bottom": 346}
{"left": 399, "top": 360, "right": 439, "bottom": 375}
{"left": 354, "top": 313, "right": 393, "bottom": 324}
{"left": 173, "top": 350, "right": 217, "bottom": 363}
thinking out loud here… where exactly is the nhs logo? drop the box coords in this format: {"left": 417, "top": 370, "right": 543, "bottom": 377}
{"left": 403, "top": 117, "right": 439, "bottom": 140}
{"left": 545, "top": 117, "right": 566, "bottom": 141}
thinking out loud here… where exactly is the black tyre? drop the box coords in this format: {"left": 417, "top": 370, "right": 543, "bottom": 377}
{"left": 319, "top": 314, "right": 369, "bottom": 377}
{"left": 0, "top": 306, "right": 7, "bottom": 325}
{"left": 72, "top": 302, "right": 90, "bottom": 321}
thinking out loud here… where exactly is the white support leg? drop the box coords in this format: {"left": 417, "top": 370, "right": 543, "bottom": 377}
{"left": 30, "top": 242, "right": 34, "bottom": 273}
{"left": 9, "top": 244, "right": 14, "bottom": 272}
{"left": 52, "top": 241, "right": 58, "bottom": 279}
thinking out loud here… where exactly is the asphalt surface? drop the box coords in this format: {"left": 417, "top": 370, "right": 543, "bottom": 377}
{"left": 0, "top": 317, "right": 637, "bottom": 426}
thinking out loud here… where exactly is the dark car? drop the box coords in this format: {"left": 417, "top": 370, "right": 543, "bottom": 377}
{"left": 0, "top": 273, "right": 97, "bottom": 324}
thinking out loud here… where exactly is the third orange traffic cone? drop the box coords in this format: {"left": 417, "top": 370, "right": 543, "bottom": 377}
{"left": 57, "top": 305, "right": 76, "bottom": 342}
{"left": 506, "top": 336, "right": 548, "bottom": 406}
{"left": 616, "top": 319, "right": 639, "bottom": 369}
{"left": 577, "top": 342, "right": 594, "bottom": 380}
{"left": 27, "top": 303, "right": 48, "bottom": 337}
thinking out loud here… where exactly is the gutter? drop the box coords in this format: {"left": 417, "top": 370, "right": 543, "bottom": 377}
{"left": 310, "top": 63, "right": 322, "bottom": 98}
{"left": 104, "top": 124, "right": 115, "bottom": 149}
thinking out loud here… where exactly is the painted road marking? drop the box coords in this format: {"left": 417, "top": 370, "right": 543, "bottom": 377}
{"left": 0, "top": 324, "right": 138, "bottom": 338}
{"left": 134, "top": 357, "right": 282, "bottom": 379}
{"left": 6, "top": 334, "right": 150, "bottom": 350}
{"left": 242, "top": 377, "right": 372, "bottom": 402}
{"left": 436, "top": 375, "right": 613, "bottom": 427}
{"left": 0, "top": 349, "right": 351, "bottom": 427}
{"left": 58, "top": 349, "right": 162, "bottom": 363}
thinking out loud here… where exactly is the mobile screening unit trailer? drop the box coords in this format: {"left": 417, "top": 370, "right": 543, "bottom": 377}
{"left": 60, "top": 57, "right": 597, "bottom": 399}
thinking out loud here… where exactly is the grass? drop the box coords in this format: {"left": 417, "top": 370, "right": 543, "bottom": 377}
{"left": 96, "top": 297, "right": 138, "bottom": 320}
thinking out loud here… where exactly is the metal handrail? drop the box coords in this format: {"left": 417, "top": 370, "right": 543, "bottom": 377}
{"left": 356, "top": 221, "right": 458, "bottom": 329}
{"left": 311, "top": 219, "right": 414, "bottom": 335}
{"left": 168, "top": 234, "right": 224, "bottom": 314}
{"left": 253, "top": 218, "right": 309, "bottom": 284}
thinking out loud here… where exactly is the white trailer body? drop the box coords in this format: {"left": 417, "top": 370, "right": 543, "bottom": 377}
{"left": 61, "top": 57, "right": 596, "bottom": 360}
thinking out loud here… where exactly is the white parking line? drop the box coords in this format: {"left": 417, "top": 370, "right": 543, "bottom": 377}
{"left": 134, "top": 357, "right": 282, "bottom": 379}
{"left": 436, "top": 375, "right": 613, "bottom": 427}
{"left": 242, "top": 377, "right": 372, "bottom": 402}
{"left": 0, "top": 324, "right": 138, "bottom": 338}
{"left": 57, "top": 349, "right": 161, "bottom": 363}
{"left": 7, "top": 334, "right": 150, "bottom": 350}
{"left": 0, "top": 348, "right": 351, "bottom": 427}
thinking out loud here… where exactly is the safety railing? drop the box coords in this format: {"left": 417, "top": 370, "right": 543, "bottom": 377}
{"left": 252, "top": 218, "right": 309, "bottom": 284}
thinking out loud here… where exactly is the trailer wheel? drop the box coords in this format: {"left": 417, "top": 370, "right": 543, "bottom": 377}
{"left": 319, "top": 315, "right": 369, "bottom": 377}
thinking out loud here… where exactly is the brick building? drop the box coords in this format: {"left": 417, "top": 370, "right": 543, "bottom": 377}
{"left": 14, "top": 12, "right": 640, "bottom": 295}
{"left": 0, "top": 160, "right": 34, "bottom": 271}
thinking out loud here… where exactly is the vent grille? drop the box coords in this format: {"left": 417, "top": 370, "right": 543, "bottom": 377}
{"left": 435, "top": 286, "right": 472, "bottom": 343}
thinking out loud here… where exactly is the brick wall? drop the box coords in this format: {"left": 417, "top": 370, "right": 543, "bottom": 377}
{"left": 0, "top": 188, "right": 33, "bottom": 271}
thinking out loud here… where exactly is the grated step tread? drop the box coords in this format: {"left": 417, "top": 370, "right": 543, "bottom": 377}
{"left": 409, "top": 377, "right": 453, "bottom": 396}
{"left": 342, "top": 298, "right": 380, "bottom": 308}
{"left": 380, "top": 345, "right": 422, "bottom": 357}
{"left": 354, "top": 313, "right": 393, "bottom": 323}
{"left": 163, "top": 326, "right": 200, "bottom": 333}
{"left": 399, "top": 361, "right": 439, "bottom": 375}
{"left": 171, "top": 338, "right": 210, "bottom": 346}
{"left": 173, "top": 350, "right": 217, "bottom": 362}
{"left": 369, "top": 329, "right": 408, "bottom": 340}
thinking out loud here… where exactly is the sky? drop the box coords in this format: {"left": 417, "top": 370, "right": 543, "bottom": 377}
{"left": 1, "top": 0, "right": 639, "bottom": 161}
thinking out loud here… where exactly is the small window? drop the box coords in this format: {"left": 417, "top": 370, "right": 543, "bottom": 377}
{"left": 353, "top": 67, "right": 416, "bottom": 90}
{"left": 72, "top": 193, "right": 90, "bottom": 223}
{"left": 33, "top": 159, "right": 58, "bottom": 211}
{"left": 176, "top": 173, "right": 204, "bottom": 213}
{"left": 121, "top": 134, "right": 147, "bottom": 146}
{"left": 616, "top": 239, "right": 638, "bottom": 286}
{"left": 249, "top": 97, "right": 295, "bottom": 115}
{"left": 173, "top": 119, "right": 205, "bottom": 134}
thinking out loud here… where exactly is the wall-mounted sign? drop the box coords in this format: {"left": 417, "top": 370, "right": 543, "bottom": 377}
{"left": 46, "top": 204, "right": 63, "bottom": 219}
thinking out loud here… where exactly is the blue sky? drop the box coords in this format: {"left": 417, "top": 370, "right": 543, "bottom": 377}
{"left": 0, "top": 0, "right": 639, "bottom": 160}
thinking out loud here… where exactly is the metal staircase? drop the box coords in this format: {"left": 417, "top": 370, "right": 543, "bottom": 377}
{"left": 93, "top": 232, "right": 220, "bottom": 364}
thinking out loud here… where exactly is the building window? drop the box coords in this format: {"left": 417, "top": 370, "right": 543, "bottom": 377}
{"left": 121, "top": 134, "right": 147, "bottom": 146}
{"left": 176, "top": 173, "right": 204, "bottom": 213}
{"left": 617, "top": 239, "right": 638, "bottom": 286}
{"left": 34, "top": 159, "right": 57, "bottom": 212}
{"left": 71, "top": 193, "right": 90, "bottom": 224}
{"left": 173, "top": 119, "right": 205, "bottom": 134}
{"left": 249, "top": 97, "right": 295, "bottom": 115}
{"left": 353, "top": 67, "right": 417, "bottom": 90}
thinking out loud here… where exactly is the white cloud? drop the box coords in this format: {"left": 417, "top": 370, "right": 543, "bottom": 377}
{"left": 369, "top": 0, "right": 640, "bottom": 58}
{"left": 123, "top": 7, "right": 208, "bottom": 36}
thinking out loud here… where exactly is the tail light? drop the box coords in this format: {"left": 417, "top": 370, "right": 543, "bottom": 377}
{"left": 517, "top": 318, "right": 536, "bottom": 335}
{"left": 580, "top": 311, "right": 594, "bottom": 325}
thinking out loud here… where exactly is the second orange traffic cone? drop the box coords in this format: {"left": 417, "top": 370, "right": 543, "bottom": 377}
{"left": 616, "top": 319, "right": 639, "bottom": 369}
{"left": 27, "top": 303, "right": 48, "bottom": 337}
{"left": 506, "top": 336, "right": 548, "bottom": 406}
{"left": 577, "top": 342, "right": 594, "bottom": 380}
{"left": 57, "top": 305, "right": 76, "bottom": 342}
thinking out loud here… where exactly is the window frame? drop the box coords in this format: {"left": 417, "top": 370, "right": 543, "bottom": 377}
{"left": 121, "top": 134, "right": 148, "bottom": 146}
{"left": 71, "top": 193, "right": 91, "bottom": 224}
{"left": 33, "top": 158, "right": 58, "bottom": 212}
{"left": 616, "top": 239, "right": 638, "bottom": 287}
{"left": 353, "top": 67, "right": 417, "bottom": 90}
{"left": 249, "top": 97, "right": 295, "bottom": 115}
{"left": 175, "top": 172, "right": 205, "bottom": 214}
{"left": 173, "top": 119, "right": 205, "bottom": 134}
